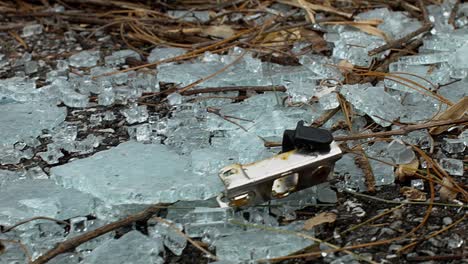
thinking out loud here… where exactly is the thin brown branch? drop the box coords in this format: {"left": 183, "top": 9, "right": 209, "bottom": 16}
{"left": 207, "top": 107, "right": 250, "bottom": 131}
{"left": 264, "top": 117, "right": 468, "bottom": 148}
{"left": 181, "top": 85, "right": 286, "bottom": 96}
{"left": 311, "top": 107, "right": 340, "bottom": 128}
{"left": 2, "top": 216, "right": 69, "bottom": 233}
{"left": 31, "top": 203, "right": 169, "bottom": 264}
{"left": 176, "top": 51, "right": 247, "bottom": 94}
{"left": 368, "top": 23, "right": 432, "bottom": 56}
{"left": 334, "top": 117, "right": 468, "bottom": 141}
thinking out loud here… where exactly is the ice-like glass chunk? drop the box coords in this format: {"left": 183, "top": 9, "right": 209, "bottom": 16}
{"left": 318, "top": 92, "right": 339, "bottom": 110}
{"left": 370, "top": 159, "right": 395, "bottom": 186}
{"left": 69, "top": 50, "right": 100, "bottom": 68}
{"left": 438, "top": 77, "right": 468, "bottom": 103}
{"left": 386, "top": 63, "right": 451, "bottom": 93}
{"left": 19, "top": 222, "right": 66, "bottom": 260}
{"left": 26, "top": 167, "right": 49, "bottom": 180}
{"left": 131, "top": 123, "right": 152, "bottom": 142}
{"left": 400, "top": 92, "right": 446, "bottom": 123}
{"left": 0, "top": 101, "right": 66, "bottom": 146}
{"left": 0, "top": 179, "right": 96, "bottom": 225}
{"left": 421, "top": 28, "right": 468, "bottom": 52}
{"left": 386, "top": 140, "right": 416, "bottom": 164}
{"left": 68, "top": 216, "right": 89, "bottom": 234}
{"left": 190, "top": 147, "right": 238, "bottom": 176}
{"left": 37, "top": 144, "right": 64, "bottom": 164}
{"left": 168, "top": 10, "right": 211, "bottom": 23}
{"left": 427, "top": 2, "right": 455, "bottom": 34}
{"left": 439, "top": 158, "right": 464, "bottom": 176}
{"left": 327, "top": 30, "right": 386, "bottom": 67}
{"left": 341, "top": 84, "right": 403, "bottom": 127}
{"left": 148, "top": 220, "right": 187, "bottom": 256}
{"left": 315, "top": 182, "right": 337, "bottom": 203}
{"left": 25, "top": 61, "right": 39, "bottom": 74}
{"left": 448, "top": 42, "right": 468, "bottom": 69}
{"left": 398, "top": 52, "right": 451, "bottom": 65}
{"left": 62, "top": 91, "right": 89, "bottom": 108}
{"left": 52, "top": 123, "right": 77, "bottom": 142}
{"left": 442, "top": 138, "right": 466, "bottom": 153}
{"left": 72, "top": 134, "right": 102, "bottom": 155}
{"left": 148, "top": 47, "right": 186, "bottom": 63}
{"left": 357, "top": 8, "right": 422, "bottom": 40}
{"left": 82, "top": 231, "right": 163, "bottom": 264}
{"left": 182, "top": 207, "right": 237, "bottom": 238}
{"left": 213, "top": 222, "right": 314, "bottom": 262}
{"left": 299, "top": 54, "right": 343, "bottom": 81}
{"left": 104, "top": 49, "right": 141, "bottom": 66}
{"left": 51, "top": 141, "right": 224, "bottom": 206}
{"left": 334, "top": 154, "right": 367, "bottom": 192}
{"left": 167, "top": 92, "right": 182, "bottom": 105}
{"left": 130, "top": 70, "right": 159, "bottom": 92}
{"left": 459, "top": 129, "right": 468, "bottom": 146}
{"left": 22, "top": 24, "right": 43, "bottom": 37}
{"left": 98, "top": 91, "right": 115, "bottom": 106}
{"left": 121, "top": 104, "right": 148, "bottom": 124}
{"left": 0, "top": 144, "right": 34, "bottom": 165}
{"left": 394, "top": 130, "right": 433, "bottom": 149}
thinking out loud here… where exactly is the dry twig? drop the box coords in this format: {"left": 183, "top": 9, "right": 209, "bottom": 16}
{"left": 31, "top": 204, "right": 169, "bottom": 264}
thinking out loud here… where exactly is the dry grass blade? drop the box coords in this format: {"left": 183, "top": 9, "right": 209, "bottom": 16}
{"left": 276, "top": 0, "right": 352, "bottom": 18}
{"left": 8, "top": 31, "right": 28, "bottom": 49}
{"left": 297, "top": 0, "right": 316, "bottom": 23}
{"left": 303, "top": 212, "right": 337, "bottom": 230}
{"left": 321, "top": 19, "right": 383, "bottom": 26}
{"left": 412, "top": 146, "right": 468, "bottom": 201}
{"left": 352, "top": 24, "right": 389, "bottom": 40}
{"left": 2, "top": 216, "right": 70, "bottom": 233}
{"left": 429, "top": 96, "right": 468, "bottom": 135}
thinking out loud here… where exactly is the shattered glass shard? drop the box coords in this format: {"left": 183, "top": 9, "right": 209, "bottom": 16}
{"left": 439, "top": 158, "right": 464, "bottom": 176}
{"left": 341, "top": 84, "right": 402, "bottom": 127}
{"left": 121, "top": 104, "right": 149, "bottom": 124}
{"left": 22, "top": 24, "right": 43, "bottom": 37}
{"left": 51, "top": 141, "right": 223, "bottom": 206}
{"left": 334, "top": 154, "right": 367, "bottom": 192}
{"left": 82, "top": 231, "right": 164, "bottom": 264}
{"left": 104, "top": 49, "right": 140, "bottom": 66}
{"left": 442, "top": 138, "right": 466, "bottom": 153}
{"left": 213, "top": 222, "right": 313, "bottom": 262}
{"left": 148, "top": 221, "right": 187, "bottom": 255}
{"left": 148, "top": 47, "right": 187, "bottom": 63}
{"left": 386, "top": 140, "right": 416, "bottom": 164}
{"left": 0, "top": 179, "right": 96, "bottom": 226}
{"left": 68, "top": 50, "right": 100, "bottom": 68}
{"left": 61, "top": 91, "right": 89, "bottom": 108}
{"left": 182, "top": 207, "right": 237, "bottom": 238}
{"left": 37, "top": 144, "right": 64, "bottom": 164}
{"left": 0, "top": 101, "right": 66, "bottom": 146}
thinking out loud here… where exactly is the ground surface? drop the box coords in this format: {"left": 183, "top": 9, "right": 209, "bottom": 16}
{"left": 0, "top": 1, "right": 467, "bottom": 264}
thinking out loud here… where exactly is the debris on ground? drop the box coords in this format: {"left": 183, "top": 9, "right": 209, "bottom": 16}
{"left": 0, "top": 0, "right": 467, "bottom": 263}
